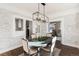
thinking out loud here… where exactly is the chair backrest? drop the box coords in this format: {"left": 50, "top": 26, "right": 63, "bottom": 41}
{"left": 50, "top": 36, "right": 57, "bottom": 55}
{"left": 31, "top": 34, "right": 36, "bottom": 39}
{"left": 46, "top": 33, "right": 52, "bottom": 37}
{"left": 22, "top": 38, "right": 29, "bottom": 53}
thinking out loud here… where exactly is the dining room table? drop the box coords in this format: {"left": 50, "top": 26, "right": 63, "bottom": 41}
{"left": 28, "top": 41, "right": 47, "bottom": 56}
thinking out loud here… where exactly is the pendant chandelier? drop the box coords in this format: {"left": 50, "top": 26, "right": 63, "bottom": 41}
{"left": 32, "top": 3, "right": 49, "bottom": 22}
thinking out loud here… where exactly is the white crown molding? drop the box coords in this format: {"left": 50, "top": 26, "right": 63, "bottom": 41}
{"left": 0, "top": 4, "right": 79, "bottom": 21}
{"left": 0, "top": 6, "right": 32, "bottom": 20}
{"left": 49, "top": 7, "right": 79, "bottom": 20}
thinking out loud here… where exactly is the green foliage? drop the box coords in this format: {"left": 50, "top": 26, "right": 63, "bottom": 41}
{"left": 33, "top": 36, "right": 49, "bottom": 41}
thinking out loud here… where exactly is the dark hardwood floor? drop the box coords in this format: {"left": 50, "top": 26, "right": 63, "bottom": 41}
{"left": 1, "top": 40, "right": 79, "bottom": 56}
{"left": 55, "top": 40, "right": 79, "bottom": 56}
{"left": 20, "top": 40, "right": 79, "bottom": 56}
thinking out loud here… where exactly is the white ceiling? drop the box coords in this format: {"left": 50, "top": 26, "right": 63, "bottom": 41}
{"left": 0, "top": 3, "right": 78, "bottom": 18}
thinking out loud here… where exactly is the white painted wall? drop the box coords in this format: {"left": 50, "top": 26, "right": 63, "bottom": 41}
{"left": 61, "top": 14, "right": 79, "bottom": 47}
{"left": 49, "top": 8, "right": 79, "bottom": 48}
{"left": 40, "top": 22, "right": 47, "bottom": 36}
{"left": 0, "top": 8, "right": 47, "bottom": 54}
{"left": 0, "top": 9, "right": 30, "bottom": 54}
{"left": 32, "top": 21, "right": 48, "bottom": 36}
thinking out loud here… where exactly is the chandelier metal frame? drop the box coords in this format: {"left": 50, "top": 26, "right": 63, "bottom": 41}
{"left": 32, "top": 3, "right": 49, "bottom": 23}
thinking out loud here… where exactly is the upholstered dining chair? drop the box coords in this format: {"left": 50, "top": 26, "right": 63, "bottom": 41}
{"left": 42, "top": 36, "right": 57, "bottom": 56}
{"left": 50, "top": 36, "right": 57, "bottom": 56}
{"left": 22, "top": 38, "right": 37, "bottom": 56}
{"left": 31, "top": 34, "right": 36, "bottom": 39}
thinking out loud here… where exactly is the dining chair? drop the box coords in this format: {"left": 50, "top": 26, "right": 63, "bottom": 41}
{"left": 42, "top": 36, "right": 57, "bottom": 56}
{"left": 22, "top": 38, "right": 37, "bottom": 56}
{"left": 31, "top": 34, "right": 36, "bottom": 39}
{"left": 50, "top": 36, "right": 57, "bottom": 56}
{"left": 46, "top": 33, "right": 52, "bottom": 37}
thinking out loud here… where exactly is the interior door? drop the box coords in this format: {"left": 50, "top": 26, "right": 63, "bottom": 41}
{"left": 26, "top": 20, "right": 32, "bottom": 39}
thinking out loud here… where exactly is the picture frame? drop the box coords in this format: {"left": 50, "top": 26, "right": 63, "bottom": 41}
{"left": 15, "top": 18, "right": 23, "bottom": 31}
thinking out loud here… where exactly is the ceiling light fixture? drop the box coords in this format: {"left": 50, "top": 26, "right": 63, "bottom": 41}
{"left": 32, "top": 3, "right": 49, "bottom": 22}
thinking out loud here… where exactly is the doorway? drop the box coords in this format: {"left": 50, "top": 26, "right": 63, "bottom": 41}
{"left": 26, "top": 20, "right": 32, "bottom": 39}
{"left": 50, "top": 21, "right": 61, "bottom": 41}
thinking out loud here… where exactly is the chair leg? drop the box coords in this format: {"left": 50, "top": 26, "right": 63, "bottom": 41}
{"left": 50, "top": 53, "right": 52, "bottom": 56}
{"left": 30, "top": 53, "right": 37, "bottom": 56}
{"left": 24, "top": 51, "right": 30, "bottom": 56}
{"left": 24, "top": 51, "right": 27, "bottom": 56}
{"left": 37, "top": 47, "right": 41, "bottom": 56}
{"left": 50, "top": 52, "right": 54, "bottom": 56}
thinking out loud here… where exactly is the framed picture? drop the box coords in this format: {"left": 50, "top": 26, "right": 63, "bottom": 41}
{"left": 15, "top": 18, "right": 23, "bottom": 31}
